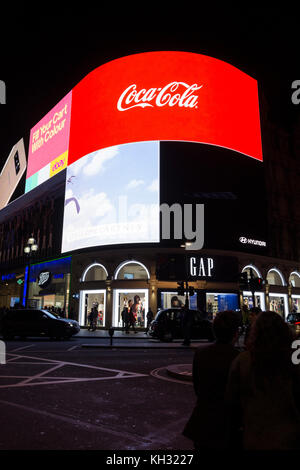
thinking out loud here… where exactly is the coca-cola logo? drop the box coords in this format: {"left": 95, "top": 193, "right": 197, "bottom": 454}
{"left": 117, "top": 82, "right": 203, "bottom": 111}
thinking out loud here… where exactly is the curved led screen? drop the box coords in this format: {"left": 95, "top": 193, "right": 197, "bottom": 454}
{"left": 68, "top": 51, "right": 262, "bottom": 165}
{"left": 25, "top": 51, "right": 263, "bottom": 193}
{"left": 22, "top": 51, "right": 264, "bottom": 254}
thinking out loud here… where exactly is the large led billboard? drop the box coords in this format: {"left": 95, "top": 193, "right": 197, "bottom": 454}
{"left": 22, "top": 51, "right": 264, "bottom": 253}
{"left": 25, "top": 51, "right": 262, "bottom": 195}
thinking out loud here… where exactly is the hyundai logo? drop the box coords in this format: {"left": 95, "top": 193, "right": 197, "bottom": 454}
{"left": 239, "top": 237, "right": 247, "bottom": 244}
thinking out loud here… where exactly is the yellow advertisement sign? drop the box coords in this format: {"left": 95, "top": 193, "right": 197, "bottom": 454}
{"left": 49, "top": 151, "right": 68, "bottom": 177}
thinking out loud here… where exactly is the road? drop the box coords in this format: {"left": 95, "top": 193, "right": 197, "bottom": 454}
{"left": 0, "top": 336, "right": 199, "bottom": 451}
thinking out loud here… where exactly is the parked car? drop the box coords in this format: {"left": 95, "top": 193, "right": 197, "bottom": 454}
{"left": 1, "top": 308, "right": 80, "bottom": 340}
{"left": 149, "top": 308, "right": 214, "bottom": 341}
{"left": 286, "top": 312, "right": 300, "bottom": 334}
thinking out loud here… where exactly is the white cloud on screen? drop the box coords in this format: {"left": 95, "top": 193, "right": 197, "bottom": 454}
{"left": 148, "top": 178, "right": 159, "bottom": 192}
{"left": 70, "top": 146, "right": 119, "bottom": 177}
{"left": 126, "top": 179, "right": 145, "bottom": 189}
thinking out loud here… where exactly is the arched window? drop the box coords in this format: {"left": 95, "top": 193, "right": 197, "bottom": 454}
{"left": 82, "top": 263, "right": 108, "bottom": 282}
{"left": 242, "top": 264, "right": 262, "bottom": 279}
{"left": 114, "top": 261, "right": 150, "bottom": 280}
{"left": 289, "top": 272, "right": 300, "bottom": 288}
{"left": 266, "top": 268, "right": 285, "bottom": 286}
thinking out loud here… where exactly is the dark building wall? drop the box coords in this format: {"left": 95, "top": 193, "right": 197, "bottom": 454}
{"left": 259, "top": 93, "right": 300, "bottom": 262}
{"left": 0, "top": 193, "right": 64, "bottom": 270}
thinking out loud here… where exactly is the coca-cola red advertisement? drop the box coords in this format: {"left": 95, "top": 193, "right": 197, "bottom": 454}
{"left": 68, "top": 51, "right": 263, "bottom": 166}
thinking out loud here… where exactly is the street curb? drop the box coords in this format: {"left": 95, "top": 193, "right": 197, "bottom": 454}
{"left": 166, "top": 364, "right": 193, "bottom": 381}
{"left": 80, "top": 343, "right": 201, "bottom": 350}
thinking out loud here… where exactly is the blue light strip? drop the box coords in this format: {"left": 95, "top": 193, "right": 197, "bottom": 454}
{"left": 23, "top": 266, "right": 29, "bottom": 307}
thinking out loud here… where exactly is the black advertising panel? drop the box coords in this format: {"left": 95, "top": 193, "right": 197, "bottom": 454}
{"left": 159, "top": 142, "right": 267, "bottom": 254}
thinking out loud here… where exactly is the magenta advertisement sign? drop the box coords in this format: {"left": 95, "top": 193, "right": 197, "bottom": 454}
{"left": 25, "top": 91, "right": 72, "bottom": 192}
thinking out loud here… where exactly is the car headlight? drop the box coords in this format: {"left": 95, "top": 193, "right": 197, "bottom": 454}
{"left": 67, "top": 322, "right": 74, "bottom": 327}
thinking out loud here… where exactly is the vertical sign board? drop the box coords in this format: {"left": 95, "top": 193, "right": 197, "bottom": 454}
{"left": 25, "top": 91, "right": 72, "bottom": 192}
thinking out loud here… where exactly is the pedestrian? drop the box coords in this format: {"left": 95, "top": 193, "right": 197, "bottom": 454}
{"left": 145, "top": 308, "right": 154, "bottom": 334}
{"left": 241, "top": 304, "right": 249, "bottom": 333}
{"left": 244, "top": 306, "right": 261, "bottom": 349}
{"left": 121, "top": 305, "right": 128, "bottom": 331}
{"left": 124, "top": 300, "right": 132, "bottom": 333}
{"left": 88, "top": 306, "right": 97, "bottom": 331}
{"left": 183, "top": 310, "right": 240, "bottom": 450}
{"left": 91, "top": 306, "right": 98, "bottom": 331}
{"left": 181, "top": 306, "right": 193, "bottom": 346}
{"left": 128, "top": 299, "right": 137, "bottom": 333}
{"left": 226, "top": 310, "right": 300, "bottom": 450}
{"left": 87, "top": 310, "right": 93, "bottom": 331}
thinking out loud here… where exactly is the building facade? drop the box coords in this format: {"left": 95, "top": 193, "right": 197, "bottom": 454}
{"left": 0, "top": 52, "right": 299, "bottom": 330}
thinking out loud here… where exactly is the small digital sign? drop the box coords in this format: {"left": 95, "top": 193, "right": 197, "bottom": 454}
{"left": 0, "top": 139, "right": 27, "bottom": 210}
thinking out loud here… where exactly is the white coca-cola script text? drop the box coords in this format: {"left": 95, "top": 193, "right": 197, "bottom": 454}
{"left": 117, "top": 82, "right": 203, "bottom": 111}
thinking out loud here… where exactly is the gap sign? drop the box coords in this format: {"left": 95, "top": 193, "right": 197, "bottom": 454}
{"left": 187, "top": 255, "right": 238, "bottom": 281}
{"left": 156, "top": 254, "right": 238, "bottom": 281}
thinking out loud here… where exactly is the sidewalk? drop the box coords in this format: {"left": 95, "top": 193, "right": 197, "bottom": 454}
{"left": 77, "top": 328, "right": 150, "bottom": 339}
{"left": 78, "top": 327, "right": 212, "bottom": 349}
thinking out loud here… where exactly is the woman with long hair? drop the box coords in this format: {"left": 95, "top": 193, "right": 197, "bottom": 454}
{"left": 226, "top": 310, "right": 300, "bottom": 450}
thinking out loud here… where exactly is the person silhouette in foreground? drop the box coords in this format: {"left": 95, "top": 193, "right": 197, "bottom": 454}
{"left": 226, "top": 310, "right": 300, "bottom": 450}
{"left": 183, "top": 310, "right": 240, "bottom": 449}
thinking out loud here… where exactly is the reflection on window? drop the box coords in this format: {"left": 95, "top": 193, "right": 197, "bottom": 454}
{"left": 116, "top": 262, "right": 148, "bottom": 280}
{"left": 83, "top": 265, "right": 107, "bottom": 281}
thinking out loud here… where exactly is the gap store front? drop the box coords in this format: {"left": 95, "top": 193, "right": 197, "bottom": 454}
{"left": 156, "top": 253, "right": 240, "bottom": 318}
{"left": 75, "top": 252, "right": 242, "bottom": 328}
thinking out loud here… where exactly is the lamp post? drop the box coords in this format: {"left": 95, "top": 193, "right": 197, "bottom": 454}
{"left": 24, "top": 235, "right": 38, "bottom": 308}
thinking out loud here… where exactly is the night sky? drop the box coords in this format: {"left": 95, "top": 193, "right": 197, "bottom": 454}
{"left": 0, "top": 7, "right": 299, "bottom": 175}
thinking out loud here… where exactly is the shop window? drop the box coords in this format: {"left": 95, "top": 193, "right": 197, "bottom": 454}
{"left": 292, "top": 296, "right": 300, "bottom": 313}
{"left": 206, "top": 293, "right": 238, "bottom": 319}
{"left": 114, "top": 261, "right": 150, "bottom": 280}
{"left": 160, "top": 292, "right": 197, "bottom": 310}
{"left": 266, "top": 268, "right": 285, "bottom": 286}
{"left": 82, "top": 263, "right": 108, "bottom": 282}
{"left": 269, "top": 294, "right": 288, "bottom": 318}
{"left": 289, "top": 272, "right": 300, "bottom": 288}
{"left": 79, "top": 290, "right": 106, "bottom": 327}
{"left": 113, "top": 289, "right": 149, "bottom": 328}
{"left": 242, "top": 292, "right": 265, "bottom": 311}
